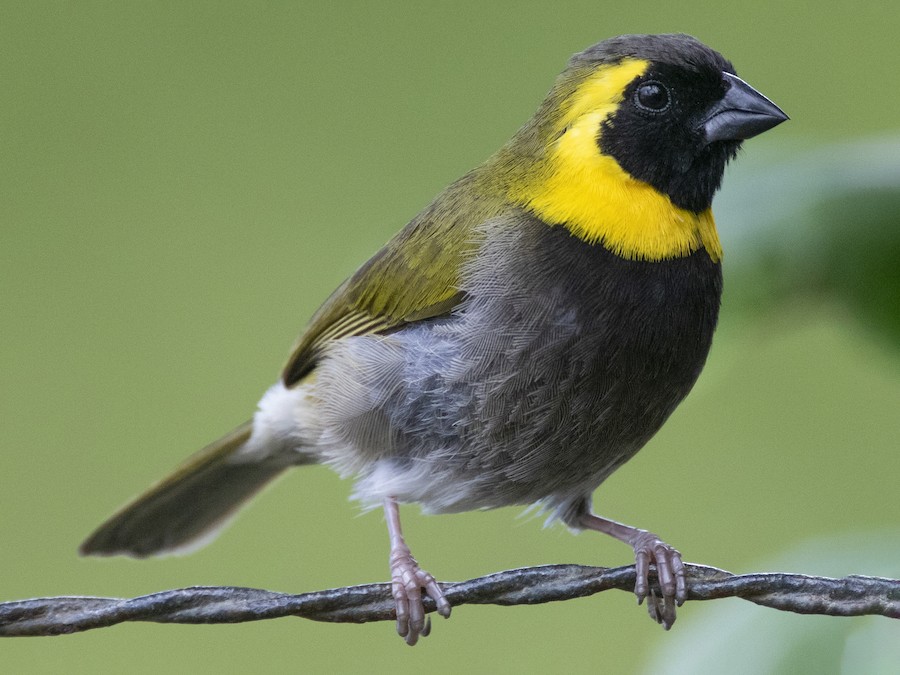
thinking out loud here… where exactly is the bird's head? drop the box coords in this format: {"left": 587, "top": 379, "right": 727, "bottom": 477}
{"left": 496, "top": 34, "right": 788, "bottom": 261}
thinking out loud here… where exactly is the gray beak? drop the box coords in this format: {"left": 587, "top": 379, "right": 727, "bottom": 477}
{"left": 702, "top": 72, "right": 788, "bottom": 144}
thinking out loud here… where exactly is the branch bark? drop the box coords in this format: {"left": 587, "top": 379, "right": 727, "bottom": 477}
{"left": 1, "top": 563, "right": 897, "bottom": 637}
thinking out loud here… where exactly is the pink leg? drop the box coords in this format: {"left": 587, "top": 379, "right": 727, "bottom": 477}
{"left": 577, "top": 513, "right": 686, "bottom": 629}
{"left": 384, "top": 497, "right": 451, "bottom": 645}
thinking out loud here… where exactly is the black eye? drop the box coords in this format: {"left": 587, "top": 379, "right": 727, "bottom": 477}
{"left": 635, "top": 81, "right": 671, "bottom": 112}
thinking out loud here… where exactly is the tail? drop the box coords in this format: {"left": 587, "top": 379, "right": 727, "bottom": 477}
{"left": 79, "top": 421, "right": 294, "bottom": 558}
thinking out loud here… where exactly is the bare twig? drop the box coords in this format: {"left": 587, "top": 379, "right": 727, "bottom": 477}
{"left": 1, "top": 563, "right": 897, "bottom": 637}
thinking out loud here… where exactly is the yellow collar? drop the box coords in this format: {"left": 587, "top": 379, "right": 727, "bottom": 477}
{"left": 508, "top": 59, "right": 722, "bottom": 262}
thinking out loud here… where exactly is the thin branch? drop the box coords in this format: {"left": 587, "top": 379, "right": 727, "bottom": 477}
{"left": 1, "top": 563, "right": 897, "bottom": 637}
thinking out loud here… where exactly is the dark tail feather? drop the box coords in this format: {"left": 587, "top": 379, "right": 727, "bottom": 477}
{"left": 79, "top": 422, "right": 290, "bottom": 558}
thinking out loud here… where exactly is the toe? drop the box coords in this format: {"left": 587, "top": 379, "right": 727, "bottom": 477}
{"left": 672, "top": 552, "right": 687, "bottom": 606}
{"left": 391, "top": 578, "right": 410, "bottom": 638}
{"left": 404, "top": 576, "right": 426, "bottom": 641}
{"left": 419, "top": 570, "right": 451, "bottom": 619}
{"left": 633, "top": 548, "right": 651, "bottom": 604}
{"left": 661, "top": 593, "right": 677, "bottom": 630}
{"left": 654, "top": 543, "right": 677, "bottom": 598}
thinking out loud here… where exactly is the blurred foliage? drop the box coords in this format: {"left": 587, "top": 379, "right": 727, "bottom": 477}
{"left": 645, "top": 530, "right": 900, "bottom": 675}
{"left": 718, "top": 137, "right": 900, "bottom": 348}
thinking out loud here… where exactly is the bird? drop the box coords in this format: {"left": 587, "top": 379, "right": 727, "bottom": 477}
{"left": 79, "top": 33, "right": 788, "bottom": 644}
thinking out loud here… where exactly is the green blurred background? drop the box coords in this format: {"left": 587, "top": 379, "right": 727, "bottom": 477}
{"left": 2, "top": 2, "right": 898, "bottom": 673}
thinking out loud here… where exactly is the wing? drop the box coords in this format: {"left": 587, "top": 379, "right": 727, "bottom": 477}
{"left": 282, "top": 176, "right": 501, "bottom": 385}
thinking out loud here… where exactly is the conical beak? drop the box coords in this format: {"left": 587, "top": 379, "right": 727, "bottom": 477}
{"left": 701, "top": 72, "right": 788, "bottom": 144}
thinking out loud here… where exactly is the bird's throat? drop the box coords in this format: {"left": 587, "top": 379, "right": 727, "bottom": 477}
{"left": 519, "top": 143, "right": 722, "bottom": 262}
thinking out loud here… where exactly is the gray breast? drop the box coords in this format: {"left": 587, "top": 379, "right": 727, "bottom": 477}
{"left": 314, "top": 211, "right": 722, "bottom": 520}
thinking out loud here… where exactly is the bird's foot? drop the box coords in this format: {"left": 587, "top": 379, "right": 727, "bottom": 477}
{"left": 383, "top": 497, "right": 450, "bottom": 646}
{"left": 389, "top": 544, "right": 451, "bottom": 646}
{"left": 628, "top": 529, "right": 686, "bottom": 630}
{"left": 577, "top": 513, "right": 686, "bottom": 629}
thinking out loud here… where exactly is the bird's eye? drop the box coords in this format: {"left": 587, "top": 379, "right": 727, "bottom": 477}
{"left": 635, "top": 81, "right": 671, "bottom": 112}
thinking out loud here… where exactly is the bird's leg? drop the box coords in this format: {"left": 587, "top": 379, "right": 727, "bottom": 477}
{"left": 383, "top": 496, "right": 451, "bottom": 645}
{"left": 577, "top": 512, "right": 686, "bottom": 629}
